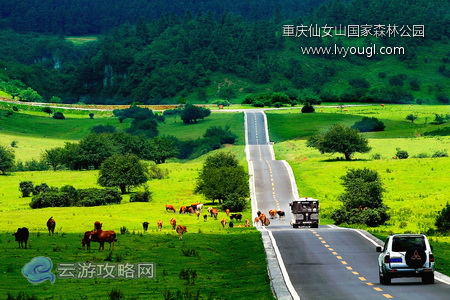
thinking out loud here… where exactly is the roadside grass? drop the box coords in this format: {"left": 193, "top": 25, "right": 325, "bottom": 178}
{"left": 0, "top": 145, "right": 268, "bottom": 299}
{"left": 266, "top": 105, "right": 450, "bottom": 142}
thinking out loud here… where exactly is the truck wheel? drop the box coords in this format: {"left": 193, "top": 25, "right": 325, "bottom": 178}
{"left": 311, "top": 223, "right": 319, "bottom": 228}
{"left": 293, "top": 224, "right": 298, "bottom": 228}
{"left": 380, "top": 273, "right": 391, "bottom": 285}
{"left": 422, "top": 273, "right": 434, "bottom": 284}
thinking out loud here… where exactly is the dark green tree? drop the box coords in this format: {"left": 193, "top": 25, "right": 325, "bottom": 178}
{"left": 406, "top": 114, "right": 418, "bottom": 123}
{"left": 147, "top": 136, "right": 179, "bottom": 164}
{"left": 42, "top": 147, "right": 65, "bottom": 171}
{"left": 195, "top": 152, "right": 248, "bottom": 204}
{"left": 78, "top": 133, "right": 119, "bottom": 169}
{"left": 0, "top": 144, "right": 15, "bottom": 175}
{"left": 435, "top": 203, "right": 450, "bottom": 232}
{"left": 181, "top": 104, "right": 211, "bottom": 124}
{"left": 307, "top": 124, "right": 371, "bottom": 160}
{"left": 98, "top": 154, "right": 149, "bottom": 194}
{"left": 331, "top": 168, "right": 390, "bottom": 227}
{"left": 351, "top": 117, "right": 386, "bottom": 132}
{"left": 19, "top": 181, "right": 34, "bottom": 197}
{"left": 203, "top": 125, "right": 237, "bottom": 144}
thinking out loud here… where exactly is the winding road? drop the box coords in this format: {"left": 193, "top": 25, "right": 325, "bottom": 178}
{"left": 245, "top": 110, "right": 450, "bottom": 300}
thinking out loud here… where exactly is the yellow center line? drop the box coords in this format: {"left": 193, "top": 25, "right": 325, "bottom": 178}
{"left": 321, "top": 241, "right": 327, "bottom": 244}
{"left": 358, "top": 277, "right": 366, "bottom": 281}
{"left": 315, "top": 234, "right": 320, "bottom": 236}
{"left": 366, "top": 283, "right": 374, "bottom": 286}
{"left": 328, "top": 248, "right": 334, "bottom": 251}
{"left": 383, "top": 294, "right": 393, "bottom": 299}
{"left": 374, "top": 287, "right": 383, "bottom": 292}
{"left": 346, "top": 267, "right": 353, "bottom": 270}
{"left": 318, "top": 237, "right": 323, "bottom": 239}
{"left": 352, "top": 271, "right": 359, "bottom": 275}
{"left": 332, "top": 252, "right": 338, "bottom": 255}
{"left": 337, "top": 256, "right": 343, "bottom": 259}
{"left": 341, "top": 261, "right": 348, "bottom": 265}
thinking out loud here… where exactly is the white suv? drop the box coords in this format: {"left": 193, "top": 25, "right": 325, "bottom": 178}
{"left": 376, "top": 234, "right": 435, "bottom": 284}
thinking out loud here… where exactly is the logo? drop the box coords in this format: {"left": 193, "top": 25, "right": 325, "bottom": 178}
{"left": 22, "top": 257, "right": 56, "bottom": 284}
{"left": 411, "top": 250, "right": 422, "bottom": 261}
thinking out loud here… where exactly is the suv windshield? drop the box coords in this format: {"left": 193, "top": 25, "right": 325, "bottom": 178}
{"left": 392, "top": 236, "right": 426, "bottom": 252}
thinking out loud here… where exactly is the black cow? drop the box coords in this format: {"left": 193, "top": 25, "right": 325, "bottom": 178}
{"left": 277, "top": 211, "right": 286, "bottom": 220}
{"left": 13, "top": 227, "right": 29, "bottom": 249}
{"left": 142, "top": 222, "right": 149, "bottom": 232}
{"left": 230, "top": 214, "right": 243, "bottom": 222}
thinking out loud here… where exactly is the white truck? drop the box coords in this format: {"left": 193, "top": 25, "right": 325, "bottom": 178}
{"left": 289, "top": 197, "right": 319, "bottom": 228}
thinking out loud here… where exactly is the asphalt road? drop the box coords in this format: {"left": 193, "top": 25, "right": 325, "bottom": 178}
{"left": 245, "top": 110, "right": 450, "bottom": 300}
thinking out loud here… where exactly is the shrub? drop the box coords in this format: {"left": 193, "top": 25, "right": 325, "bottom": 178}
{"left": 432, "top": 150, "right": 448, "bottom": 158}
{"left": 221, "top": 194, "right": 247, "bottom": 212}
{"left": 163, "top": 108, "right": 182, "bottom": 116}
{"left": 30, "top": 192, "right": 71, "bottom": 209}
{"left": 203, "top": 125, "right": 237, "bottom": 144}
{"left": 435, "top": 203, "right": 450, "bottom": 232}
{"left": 301, "top": 104, "right": 315, "bottom": 113}
{"left": 14, "top": 159, "right": 49, "bottom": 172}
{"left": 12, "top": 106, "right": 18, "bottom": 111}
{"left": 89, "top": 113, "right": 94, "bottom": 119}
{"left": 395, "top": 149, "right": 409, "bottom": 159}
{"left": 351, "top": 117, "right": 385, "bottom": 132}
{"left": 414, "top": 153, "right": 429, "bottom": 158}
{"left": 252, "top": 101, "right": 264, "bottom": 107}
{"left": 19, "top": 181, "right": 34, "bottom": 197}
{"left": 148, "top": 164, "right": 169, "bottom": 179}
{"left": 406, "top": 114, "right": 418, "bottom": 123}
{"left": 52, "top": 112, "right": 65, "bottom": 119}
{"left": 42, "top": 107, "right": 52, "bottom": 115}
{"left": 33, "top": 183, "right": 51, "bottom": 195}
{"left": 77, "top": 188, "right": 122, "bottom": 206}
{"left": 371, "top": 153, "right": 382, "bottom": 160}
{"left": 129, "top": 187, "right": 152, "bottom": 202}
{"left": 242, "top": 95, "right": 255, "bottom": 104}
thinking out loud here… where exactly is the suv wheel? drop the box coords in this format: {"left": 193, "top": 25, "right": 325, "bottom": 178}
{"left": 422, "top": 273, "right": 434, "bottom": 284}
{"left": 380, "top": 273, "right": 391, "bottom": 285}
{"left": 405, "top": 247, "right": 427, "bottom": 269}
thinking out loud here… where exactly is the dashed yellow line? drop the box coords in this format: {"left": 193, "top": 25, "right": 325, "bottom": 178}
{"left": 366, "top": 283, "right": 374, "bottom": 286}
{"left": 336, "top": 256, "right": 343, "bottom": 259}
{"left": 383, "top": 294, "right": 393, "bottom": 299}
{"left": 358, "top": 277, "right": 366, "bottom": 281}
{"left": 374, "top": 287, "right": 383, "bottom": 291}
{"left": 332, "top": 252, "right": 338, "bottom": 255}
{"left": 352, "top": 271, "right": 359, "bottom": 275}
{"left": 346, "top": 267, "right": 353, "bottom": 270}
{"left": 341, "top": 261, "right": 348, "bottom": 265}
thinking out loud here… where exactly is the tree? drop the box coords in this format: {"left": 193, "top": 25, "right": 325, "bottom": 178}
{"left": 181, "top": 104, "right": 211, "bottom": 124}
{"left": 203, "top": 125, "right": 237, "bottom": 144}
{"left": 351, "top": 117, "right": 385, "bottom": 132}
{"left": 331, "top": 168, "right": 390, "bottom": 227}
{"left": 42, "top": 147, "right": 65, "bottom": 171}
{"left": 98, "top": 154, "right": 148, "bottom": 194}
{"left": 195, "top": 152, "right": 248, "bottom": 204}
{"left": 0, "top": 144, "right": 15, "bottom": 174}
{"left": 42, "top": 107, "right": 53, "bottom": 116}
{"left": 298, "top": 88, "right": 321, "bottom": 113}
{"left": 147, "top": 136, "right": 179, "bottom": 164}
{"left": 78, "top": 133, "right": 119, "bottom": 169}
{"left": 307, "top": 124, "right": 371, "bottom": 160}
{"left": 406, "top": 114, "right": 418, "bottom": 123}
{"left": 19, "top": 181, "right": 34, "bottom": 197}
{"left": 53, "top": 112, "right": 65, "bottom": 119}
{"left": 435, "top": 203, "right": 450, "bottom": 232}
{"left": 18, "top": 88, "right": 42, "bottom": 102}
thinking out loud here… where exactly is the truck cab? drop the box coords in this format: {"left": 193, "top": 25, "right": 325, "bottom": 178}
{"left": 289, "top": 198, "right": 319, "bottom": 228}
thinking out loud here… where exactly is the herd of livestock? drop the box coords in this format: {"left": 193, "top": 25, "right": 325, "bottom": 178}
{"left": 12, "top": 205, "right": 286, "bottom": 250}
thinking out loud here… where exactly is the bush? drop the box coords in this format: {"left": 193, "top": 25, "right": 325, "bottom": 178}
{"left": 52, "top": 112, "right": 65, "bottom": 119}
{"left": 371, "top": 153, "right": 382, "bottom": 160}
{"left": 414, "top": 153, "right": 430, "bottom": 158}
{"left": 432, "top": 150, "right": 448, "bottom": 158}
{"left": 395, "top": 149, "right": 409, "bottom": 159}
{"left": 435, "top": 203, "right": 450, "bottom": 232}
{"left": 252, "top": 101, "right": 264, "bottom": 107}
{"left": 351, "top": 117, "right": 385, "bottom": 132}
{"left": 19, "top": 181, "right": 34, "bottom": 197}
{"left": 14, "top": 159, "right": 49, "bottom": 172}
{"left": 163, "top": 108, "right": 182, "bottom": 116}
{"left": 12, "top": 106, "right": 18, "bottom": 111}
{"left": 77, "top": 188, "right": 122, "bottom": 206}
{"left": 89, "top": 113, "right": 94, "bottom": 119}
{"left": 242, "top": 95, "right": 255, "bottom": 104}
{"left": 203, "top": 125, "right": 237, "bottom": 144}
{"left": 30, "top": 192, "right": 71, "bottom": 209}
{"left": 221, "top": 196, "right": 247, "bottom": 212}
{"left": 129, "top": 187, "right": 152, "bottom": 202}
{"left": 33, "top": 183, "right": 51, "bottom": 195}
{"left": 301, "top": 104, "right": 315, "bottom": 113}
{"left": 148, "top": 164, "right": 169, "bottom": 179}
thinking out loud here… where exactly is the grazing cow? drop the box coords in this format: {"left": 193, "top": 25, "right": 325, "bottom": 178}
{"left": 185, "top": 206, "right": 194, "bottom": 214}
{"left": 196, "top": 203, "right": 204, "bottom": 212}
{"left": 229, "top": 222, "right": 234, "bottom": 228}
{"left": 157, "top": 220, "right": 163, "bottom": 231}
{"left": 170, "top": 218, "right": 177, "bottom": 230}
{"left": 90, "top": 229, "right": 117, "bottom": 250}
{"left": 212, "top": 208, "right": 219, "bottom": 220}
{"left": 179, "top": 206, "right": 186, "bottom": 214}
{"left": 94, "top": 221, "right": 102, "bottom": 230}
{"left": 203, "top": 214, "right": 208, "bottom": 222}
{"left": 207, "top": 207, "right": 213, "bottom": 217}
{"left": 230, "top": 213, "right": 243, "bottom": 222}
{"left": 269, "top": 209, "right": 277, "bottom": 219}
{"left": 142, "top": 222, "right": 149, "bottom": 232}
{"left": 82, "top": 231, "right": 91, "bottom": 250}
{"left": 225, "top": 209, "right": 230, "bottom": 216}
{"left": 220, "top": 218, "right": 227, "bottom": 228}
{"left": 196, "top": 212, "right": 200, "bottom": 219}
{"left": 244, "top": 219, "right": 250, "bottom": 227}
{"left": 165, "top": 204, "right": 176, "bottom": 213}
{"left": 257, "top": 211, "right": 262, "bottom": 217}
{"left": 13, "top": 227, "right": 29, "bottom": 249}
{"left": 47, "top": 217, "right": 56, "bottom": 236}
{"left": 259, "top": 214, "right": 268, "bottom": 226}
{"left": 262, "top": 217, "right": 270, "bottom": 226}
{"left": 176, "top": 225, "right": 187, "bottom": 240}
{"left": 254, "top": 217, "right": 260, "bottom": 226}
{"left": 277, "top": 211, "right": 285, "bottom": 221}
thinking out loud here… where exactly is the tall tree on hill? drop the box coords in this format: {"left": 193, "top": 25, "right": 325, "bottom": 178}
{"left": 181, "top": 104, "right": 211, "bottom": 124}
{"left": 0, "top": 144, "right": 15, "bottom": 175}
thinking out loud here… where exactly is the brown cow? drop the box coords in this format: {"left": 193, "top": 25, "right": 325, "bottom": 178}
{"left": 179, "top": 206, "right": 186, "bottom": 214}
{"left": 82, "top": 231, "right": 91, "bottom": 250}
{"left": 90, "top": 229, "right": 117, "bottom": 250}
{"left": 207, "top": 207, "right": 213, "bottom": 217}
{"left": 212, "top": 208, "right": 219, "bottom": 220}
{"left": 47, "top": 217, "right": 56, "bottom": 236}
{"left": 170, "top": 218, "right": 177, "bottom": 230}
{"left": 13, "top": 227, "right": 29, "bottom": 249}
{"left": 220, "top": 218, "right": 227, "bottom": 228}
{"left": 225, "top": 209, "right": 230, "bottom": 216}
{"left": 259, "top": 214, "right": 268, "bottom": 226}
{"left": 157, "top": 220, "right": 163, "bottom": 231}
{"left": 257, "top": 211, "right": 262, "bottom": 217}
{"left": 176, "top": 225, "right": 187, "bottom": 240}
{"left": 94, "top": 221, "right": 102, "bottom": 230}
{"left": 262, "top": 217, "right": 270, "bottom": 226}
{"left": 203, "top": 214, "right": 208, "bottom": 222}
{"left": 244, "top": 219, "right": 250, "bottom": 227}
{"left": 254, "top": 217, "right": 260, "bottom": 226}
{"left": 165, "top": 204, "right": 176, "bottom": 213}
{"left": 196, "top": 212, "right": 200, "bottom": 220}
{"left": 269, "top": 209, "right": 277, "bottom": 219}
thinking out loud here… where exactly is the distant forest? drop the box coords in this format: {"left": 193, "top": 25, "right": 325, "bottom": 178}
{"left": 0, "top": 0, "right": 449, "bottom": 104}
